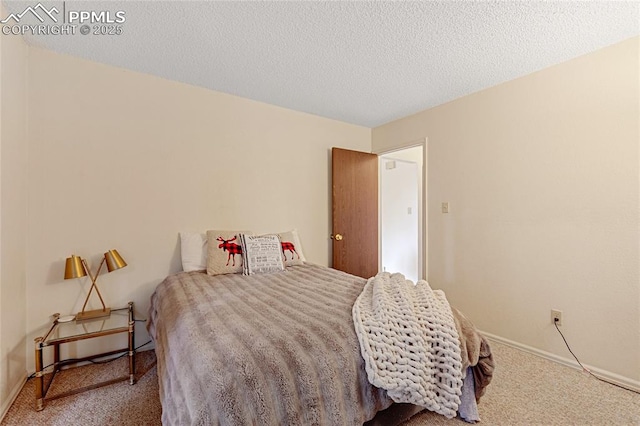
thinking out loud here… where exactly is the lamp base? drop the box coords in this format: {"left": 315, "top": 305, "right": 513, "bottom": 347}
{"left": 75, "top": 307, "right": 111, "bottom": 321}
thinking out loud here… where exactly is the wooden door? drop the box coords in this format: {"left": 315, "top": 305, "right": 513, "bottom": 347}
{"left": 331, "top": 147, "right": 378, "bottom": 278}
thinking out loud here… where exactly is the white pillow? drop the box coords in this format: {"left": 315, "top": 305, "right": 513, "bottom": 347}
{"left": 240, "top": 234, "right": 285, "bottom": 275}
{"left": 179, "top": 232, "right": 207, "bottom": 272}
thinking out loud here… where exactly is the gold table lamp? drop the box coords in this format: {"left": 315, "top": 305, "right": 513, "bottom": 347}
{"left": 64, "top": 249, "right": 127, "bottom": 321}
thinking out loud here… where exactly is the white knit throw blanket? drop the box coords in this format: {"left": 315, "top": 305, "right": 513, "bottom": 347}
{"left": 353, "top": 272, "right": 464, "bottom": 418}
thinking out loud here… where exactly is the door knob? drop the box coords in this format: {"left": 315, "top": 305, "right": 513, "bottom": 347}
{"left": 333, "top": 233, "right": 343, "bottom": 241}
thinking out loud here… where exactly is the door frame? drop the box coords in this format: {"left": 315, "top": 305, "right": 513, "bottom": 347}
{"left": 374, "top": 138, "right": 428, "bottom": 281}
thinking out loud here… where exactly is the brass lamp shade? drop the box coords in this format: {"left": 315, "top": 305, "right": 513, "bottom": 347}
{"left": 63, "top": 249, "right": 128, "bottom": 322}
{"left": 64, "top": 255, "right": 87, "bottom": 279}
{"left": 104, "top": 249, "right": 127, "bottom": 272}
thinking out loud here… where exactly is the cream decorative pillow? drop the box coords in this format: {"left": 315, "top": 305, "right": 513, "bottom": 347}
{"left": 180, "top": 232, "right": 208, "bottom": 272}
{"left": 239, "top": 234, "right": 285, "bottom": 275}
{"left": 277, "top": 229, "right": 306, "bottom": 267}
{"left": 206, "top": 230, "right": 252, "bottom": 275}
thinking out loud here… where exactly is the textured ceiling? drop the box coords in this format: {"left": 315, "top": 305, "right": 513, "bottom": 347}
{"left": 4, "top": 1, "right": 640, "bottom": 127}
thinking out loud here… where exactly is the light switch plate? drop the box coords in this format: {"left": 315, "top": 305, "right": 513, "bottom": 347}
{"left": 442, "top": 202, "right": 449, "bottom": 213}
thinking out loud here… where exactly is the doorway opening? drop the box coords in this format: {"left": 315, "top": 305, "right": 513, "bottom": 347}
{"left": 379, "top": 143, "right": 426, "bottom": 282}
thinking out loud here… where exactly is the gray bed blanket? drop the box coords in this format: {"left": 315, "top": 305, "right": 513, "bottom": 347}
{"left": 147, "top": 264, "right": 494, "bottom": 425}
{"left": 147, "top": 264, "right": 395, "bottom": 425}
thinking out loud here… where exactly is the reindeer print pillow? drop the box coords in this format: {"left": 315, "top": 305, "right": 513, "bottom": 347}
{"left": 277, "top": 229, "right": 306, "bottom": 267}
{"left": 206, "top": 230, "right": 253, "bottom": 275}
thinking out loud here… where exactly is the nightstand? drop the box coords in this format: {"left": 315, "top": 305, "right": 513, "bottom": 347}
{"left": 33, "top": 302, "right": 136, "bottom": 411}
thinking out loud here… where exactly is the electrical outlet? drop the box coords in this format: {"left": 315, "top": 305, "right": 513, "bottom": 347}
{"left": 551, "top": 309, "right": 562, "bottom": 326}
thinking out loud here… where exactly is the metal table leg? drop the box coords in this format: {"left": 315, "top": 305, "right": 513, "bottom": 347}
{"left": 34, "top": 337, "right": 44, "bottom": 411}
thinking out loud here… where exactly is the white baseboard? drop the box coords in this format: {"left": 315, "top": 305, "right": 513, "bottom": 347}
{"left": 481, "top": 331, "right": 640, "bottom": 393}
{"left": 0, "top": 373, "right": 27, "bottom": 423}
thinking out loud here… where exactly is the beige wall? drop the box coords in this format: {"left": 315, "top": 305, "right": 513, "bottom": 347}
{"left": 373, "top": 37, "right": 640, "bottom": 386}
{"left": 24, "top": 47, "right": 370, "bottom": 370}
{"left": 0, "top": 14, "right": 28, "bottom": 418}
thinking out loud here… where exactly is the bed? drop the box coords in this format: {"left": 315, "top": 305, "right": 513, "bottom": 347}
{"left": 147, "top": 263, "right": 493, "bottom": 425}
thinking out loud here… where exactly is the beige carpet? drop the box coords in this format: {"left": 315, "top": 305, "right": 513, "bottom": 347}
{"left": 2, "top": 350, "right": 161, "bottom": 425}
{"left": 2, "top": 341, "right": 639, "bottom": 425}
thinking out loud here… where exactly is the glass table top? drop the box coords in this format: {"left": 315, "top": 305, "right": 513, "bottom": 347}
{"left": 43, "top": 306, "right": 130, "bottom": 345}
